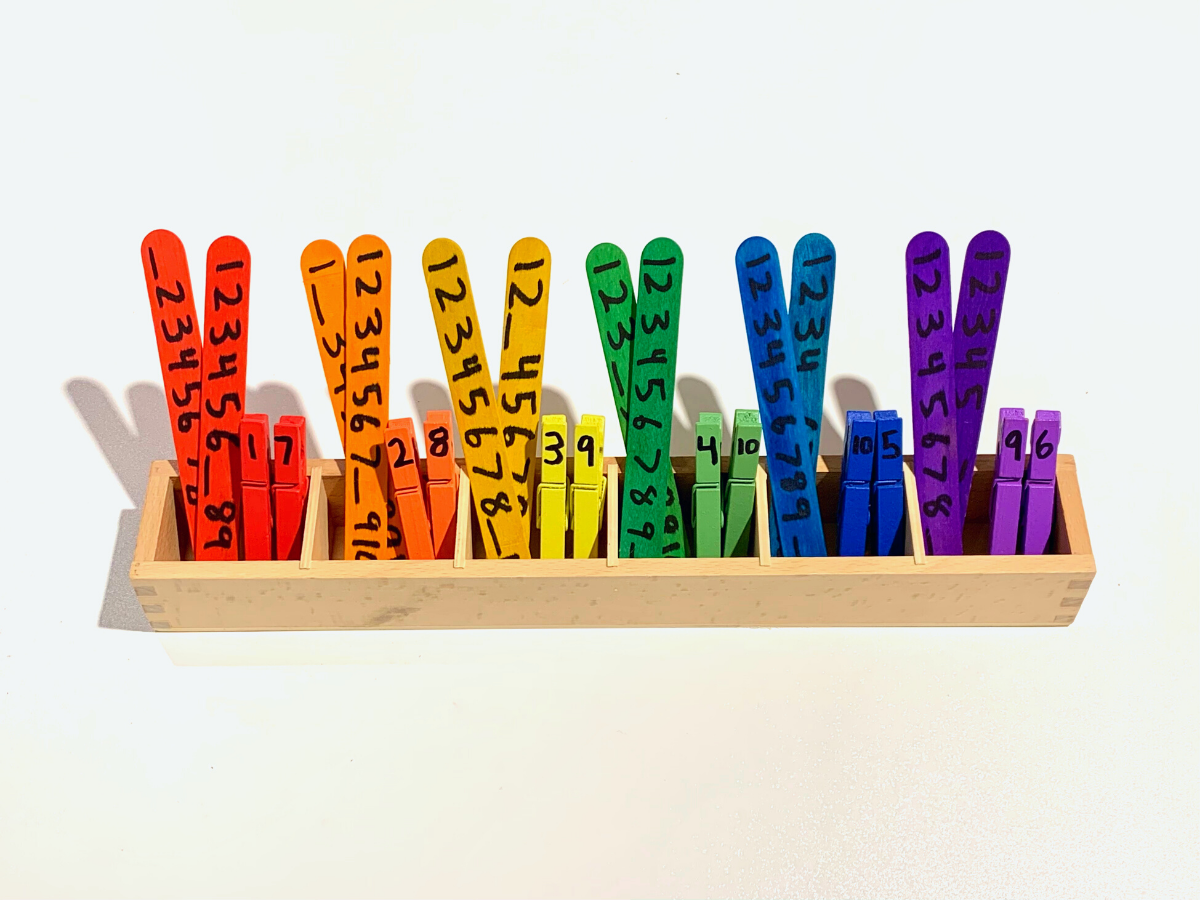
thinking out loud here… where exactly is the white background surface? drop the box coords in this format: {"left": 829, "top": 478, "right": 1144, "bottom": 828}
{"left": 2, "top": 1, "right": 1197, "bottom": 897}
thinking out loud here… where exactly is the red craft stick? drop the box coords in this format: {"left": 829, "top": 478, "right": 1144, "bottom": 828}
{"left": 423, "top": 410, "right": 457, "bottom": 560}
{"left": 140, "top": 229, "right": 203, "bottom": 545}
{"left": 239, "top": 414, "right": 273, "bottom": 560}
{"left": 195, "top": 236, "right": 250, "bottom": 560}
{"left": 385, "top": 418, "right": 434, "bottom": 560}
{"left": 272, "top": 416, "right": 308, "bottom": 561}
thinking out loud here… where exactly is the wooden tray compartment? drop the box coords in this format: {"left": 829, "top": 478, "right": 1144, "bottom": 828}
{"left": 130, "top": 454, "right": 1094, "bottom": 630}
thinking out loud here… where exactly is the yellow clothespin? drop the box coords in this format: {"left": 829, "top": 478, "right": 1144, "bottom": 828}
{"left": 570, "top": 415, "right": 605, "bottom": 559}
{"left": 537, "top": 415, "right": 568, "bottom": 558}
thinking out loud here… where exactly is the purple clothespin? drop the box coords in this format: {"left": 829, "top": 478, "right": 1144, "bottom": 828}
{"left": 906, "top": 232, "right": 962, "bottom": 555}
{"left": 988, "top": 407, "right": 1027, "bottom": 554}
{"left": 1021, "top": 410, "right": 1061, "bottom": 554}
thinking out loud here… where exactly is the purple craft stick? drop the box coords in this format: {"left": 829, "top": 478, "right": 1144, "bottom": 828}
{"left": 954, "top": 231, "right": 1011, "bottom": 517}
{"left": 1021, "top": 410, "right": 1061, "bottom": 554}
{"left": 988, "top": 407, "right": 1027, "bottom": 555}
{"left": 906, "top": 231, "right": 962, "bottom": 555}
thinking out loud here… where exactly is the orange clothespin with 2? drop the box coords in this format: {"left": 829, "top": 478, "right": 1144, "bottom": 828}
{"left": 386, "top": 418, "right": 435, "bottom": 560}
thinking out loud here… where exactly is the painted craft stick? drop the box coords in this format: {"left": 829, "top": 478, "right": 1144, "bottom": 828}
{"left": 422, "top": 239, "right": 530, "bottom": 559}
{"left": 571, "top": 415, "right": 606, "bottom": 559}
{"left": 423, "top": 411, "right": 458, "bottom": 560}
{"left": 300, "top": 240, "right": 347, "bottom": 450}
{"left": 906, "top": 231, "right": 963, "bottom": 555}
{"left": 238, "top": 413, "right": 273, "bottom": 560}
{"left": 537, "top": 414, "right": 568, "bottom": 559}
{"left": 722, "top": 409, "right": 761, "bottom": 557}
{"left": 789, "top": 234, "right": 836, "bottom": 458}
{"left": 620, "top": 238, "right": 684, "bottom": 558}
{"left": 385, "top": 418, "right": 435, "bottom": 560}
{"left": 498, "top": 238, "right": 551, "bottom": 541}
{"left": 988, "top": 407, "right": 1027, "bottom": 555}
{"left": 1020, "top": 410, "right": 1061, "bottom": 555}
{"left": 735, "top": 236, "right": 826, "bottom": 557}
{"left": 343, "top": 236, "right": 393, "bottom": 560}
{"left": 837, "top": 411, "right": 874, "bottom": 556}
{"left": 585, "top": 243, "right": 635, "bottom": 437}
{"left": 693, "top": 413, "right": 723, "bottom": 558}
{"left": 141, "top": 229, "right": 203, "bottom": 543}
{"left": 953, "top": 230, "right": 1011, "bottom": 515}
{"left": 195, "top": 236, "right": 250, "bottom": 561}
{"left": 273, "top": 415, "right": 307, "bottom": 561}
{"left": 872, "top": 410, "right": 906, "bottom": 557}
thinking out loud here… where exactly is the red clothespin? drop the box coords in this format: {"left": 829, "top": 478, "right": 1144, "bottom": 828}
{"left": 385, "top": 418, "right": 435, "bottom": 560}
{"left": 238, "top": 413, "right": 273, "bottom": 560}
{"left": 272, "top": 416, "right": 308, "bottom": 561}
{"left": 423, "top": 411, "right": 457, "bottom": 559}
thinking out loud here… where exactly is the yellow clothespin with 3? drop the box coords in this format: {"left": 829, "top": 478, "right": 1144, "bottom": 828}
{"left": 537, "top": 415, "right": 568, "bottom": 559}
{"left": 570, "top": 415, "right": 605, "bottom": 559}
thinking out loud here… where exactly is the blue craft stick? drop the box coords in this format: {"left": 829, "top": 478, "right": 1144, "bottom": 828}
{"left": 871, "top": 410, "right": 905, "bottom": 556}
{"left": 789, "top": 234, "right": 836, "bottom": 459}
{"left": 735, "top": 236, "right": 826, "bottom": 557}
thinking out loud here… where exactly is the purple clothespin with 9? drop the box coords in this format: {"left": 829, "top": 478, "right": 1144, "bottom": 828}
{"left": 988, "top": 407, "right": 1027, "bottom": 554}
{"left": 1020, "top": 410, "right": 1061, "bottom": 554}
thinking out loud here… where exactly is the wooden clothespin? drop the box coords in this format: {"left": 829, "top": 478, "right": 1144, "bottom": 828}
{"left": 988, "top": 407, "right": 1027, "bottom": 555}
{"left": 385, "top": 418, "right": 435, "bottom": 560}
{"left": 693, "top": 413, "right": 723, "bottom": 558}
{"left": 1020, "top": 410, "right": 1060, "bottom": 555}
{"left": 141, "top": 229, "right": 203, "bottom": 545}
{"left": 273, "top": 415, "right": 307, "bottom": 561}
{"left": 906, "top": 231, "right": 962, "bottom": 555}
{"left": 537, "top": 415, "right": 568, "bottom": 559}
{"left": 836, "top": 411, "right": 875, "bottom": 556}
{"left": 872, "top": 410, "right": 906, "bottom": 556}
{"left": 498, "top": 238, "right": 551, "bottom": 543}
{"left": 722, "top": 409, "right": 761, "bottom": 557}
{"left": 422, "top": 239, "right": 529, "bottom": 559}
{"left": 953, "top": 231, "right": 1010, "bottom": 516}
{"left": 238, "top": 413, "right": 273, "bottom": 560}
{"left": 789, "top": 234, "right": 836, "bottom": 458}
{"left": 196, "top": 236, "right": 250, "bottom": 561}
{"left": 423, "top": 411, "right": 457, "bottom": 560}
{"left": 300, "top": 240, "right": 347, "bottom": 450}
{"left": 570, "top": 415, "right": 605, "bottom": 559}
{"left": 343, "top": 236, "right": 393, "bottom": 560}
{"left": 735, "top": 237, "right": 825, "bottom": 557}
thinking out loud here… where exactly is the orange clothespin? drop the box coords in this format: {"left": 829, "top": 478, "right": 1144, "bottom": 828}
{"left": 272, "top": 415, "right": 307, "bottom": 561}
{"left": 423, "top": 410, "right": 458, "bottom": 560}
{"left": 385, "top": 418, "right": 435, "bottom": 560}
{"left": 195, "top": 236, "right": 250, "bottom": 560}
{"left": 238, "top": 413, "right": 273, "bottom": 560}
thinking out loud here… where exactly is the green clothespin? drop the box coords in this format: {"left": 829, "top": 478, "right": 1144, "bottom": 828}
{"left": 693, "top": 413, "right": 723, "bottom": 557}
{"left": 722, "top": 409, "right": 762, "bottom": 557}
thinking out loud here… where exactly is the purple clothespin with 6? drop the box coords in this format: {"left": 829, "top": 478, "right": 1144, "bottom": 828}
{"left": 1020, "top": 410, "right": 1061, "bottom": 554}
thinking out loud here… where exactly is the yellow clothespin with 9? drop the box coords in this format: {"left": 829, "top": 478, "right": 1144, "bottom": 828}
{"left": 537, "top": 415, "right": 568, "bottom": 559}
{"left": 570, "top": 414, "right": 605, "bottom": 558}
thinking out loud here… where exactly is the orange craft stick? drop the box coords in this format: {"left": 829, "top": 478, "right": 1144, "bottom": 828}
{"left": 300, "top": 240, "right": 347, "bottom": 450}
{"left": 195, "top": 236, "right": 251, "bottom": 561}
{"left": 239, "top": 413, "right": 273, "bottom": 560}
{"left": 385, "top": 418, "right": 434, "bottom": 560}
{"left": 344, "top": 235, "right": 393, "bottom": 559}
{"left": 140, "top": 229, "right": 203, "bottom": 544}
{"left": 273, "top": 415, "right": 308, "bottom": 561}
{"left": 423, "top": 410, "right": 458, "bottom": 560}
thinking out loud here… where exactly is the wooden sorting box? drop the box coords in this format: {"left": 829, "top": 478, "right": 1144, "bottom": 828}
{"left": 129, "top": 454, "right": 1094, "bottom": 631}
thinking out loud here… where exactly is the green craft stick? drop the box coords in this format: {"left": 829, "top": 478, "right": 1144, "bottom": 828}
{"left": 619, "top": 237, "right": 683, "bottom": 558}
{"left": 585, "top": 244, "right": 635, "bottom": 437}
{"left": 693, "top": 412, "right": 723, "bottom": 558}
{"left": 722, "top": 408, "right": 762, "bottom": 557}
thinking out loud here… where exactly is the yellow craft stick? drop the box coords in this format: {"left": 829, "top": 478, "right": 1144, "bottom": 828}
{"left": 537, "top": 414, "right": 568, "bottom": 559}
{"left": 422, "top": 238, "right": 531, "bottom": 559}
{"left": 300, "top": 240, "right": 347, "bottom": 450}
{"left": 497, "top": 237, "right": 551, "bottom": 542}
{"left": 344, "top": 235, "right": 394, "bottom": 560}
{"left": 570, "top": 414, "right": 605, "bottom": 559}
